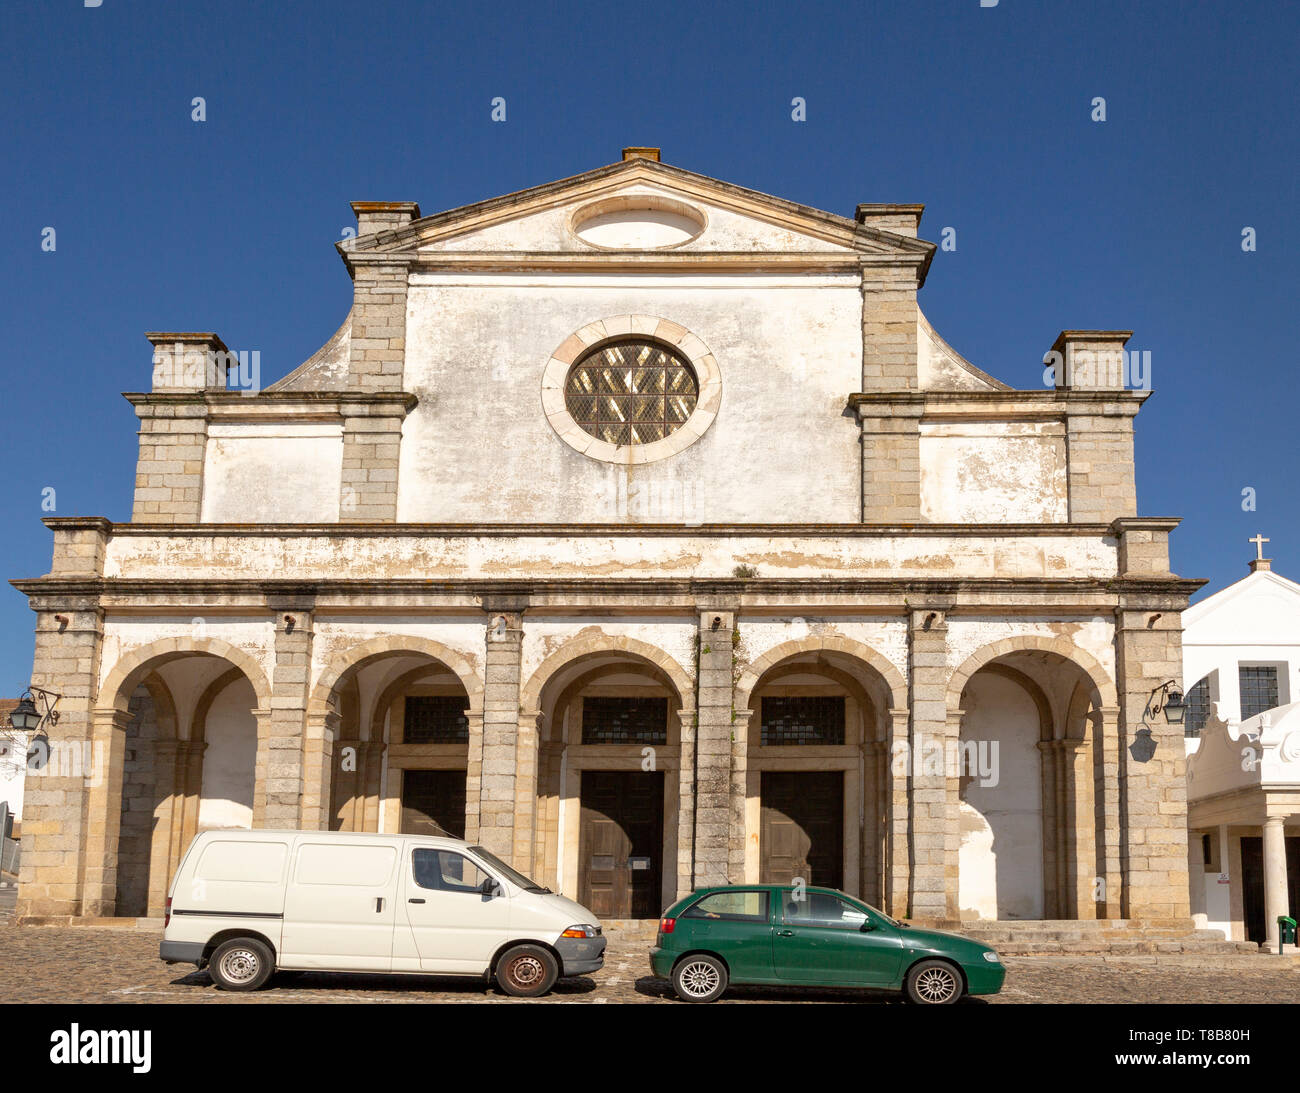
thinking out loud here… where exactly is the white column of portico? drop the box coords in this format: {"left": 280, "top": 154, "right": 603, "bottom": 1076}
{"left": 1263, "top": 815, "right": 1290, "bottom": 947}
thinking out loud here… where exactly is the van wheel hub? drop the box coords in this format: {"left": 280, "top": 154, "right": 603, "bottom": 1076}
{"left": 219, "top": 949, "right": 260, "bottom": 983}
{"left": 507, "top": 955, "right": 544, "bottom": 986}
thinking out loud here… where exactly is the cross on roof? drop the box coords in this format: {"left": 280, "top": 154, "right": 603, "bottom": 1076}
{"left": 1250, "top": 533, "right": 1270, "bottom": 560}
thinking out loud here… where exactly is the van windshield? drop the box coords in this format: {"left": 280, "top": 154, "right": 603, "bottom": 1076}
{"left": 471, "top": 847, "right": 551, "bottom": 893}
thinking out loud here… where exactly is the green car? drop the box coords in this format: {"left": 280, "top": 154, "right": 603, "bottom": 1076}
{"left": 649, "top": 885, "right": 1005, "bottom": 1004}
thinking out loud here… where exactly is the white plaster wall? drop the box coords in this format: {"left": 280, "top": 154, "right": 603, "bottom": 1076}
{"left": 309, "top": 617, "right": 486, "bottom": 699}
{"left": 958, "top": 672, "right": 1044, "bottom": 919}
{"left": 919, "top": 422, "right": 1068, "bottom": 523}
{"left": 520, "top": 619, "right": 697, "bottom": 698}
{"left": 944, "top": 617, "right": 1117, "bottom": 683}
{"left": 98, "top": 617, "right": 276, "bottom": 703}
{"left": 397, "top": 273, "right": 864, "bottom": 523}
{"left": 202, "top": 424, "right": 343, "bottom": 523}
{"left": 737, "top": 618, "right": 908, "bottom": 692}
{"left": 104, "top": 532, "right": 1119, "bottom": 583}
{"left": 197, "top": 677, "right": 258, "bottom": 830}
{"left": 0, "top": 733, "right": 28, "bottom": 822}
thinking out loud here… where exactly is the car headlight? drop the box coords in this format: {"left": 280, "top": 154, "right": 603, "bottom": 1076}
{"left": 982, "top": 950, "right": 1001, "bottom": 963}
{"left": 561, "top": 924, "right": 599, "bottom": 938}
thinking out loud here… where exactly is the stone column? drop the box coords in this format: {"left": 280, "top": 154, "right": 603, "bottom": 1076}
{"left": 147, "top": 739, "right": 183, "bottom": 916}
{"left": 15, "top": 603, "right": 105, "bottom": 921}
{"left": 479, "top": 607, "right": 525, "bottom": 861}
{"left": 1114, "top": 606, "right": 1192, "bottom": 921}
{"left": 885, "top": 707, "right": 911, "bottom": 917}
{"left": 81, "top": 707, "right": 133, "bottom": 916}
{"left": 258, "top": 604, "right": 314, "bottom": 829}
{"left": 694, "top": 608, "right": 736, "bottom": 888}
{"left": 463, "top": 709, "right": 486, "bottom": 843}
{"left": 1062, "top": 738, "right": 1097, "bottom": 919}
{"left": 1037, "top": 740, "right": 1062, "bottom": 919}
{"left": 1263, "top": 815, "right": 1290, "bottom": 948}
{"left": 675, "top": 704, "right": 697, "bottom": 899}
{"left": 1092, "top": 706, "right": 1123, "bottom": 917}
{"left": 908, "top": 606, "right": 954, "bottom": 920}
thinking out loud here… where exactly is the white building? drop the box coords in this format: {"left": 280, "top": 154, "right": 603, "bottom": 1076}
{"left": 1185, "top": 543, "right": 1300, "bottom": 945}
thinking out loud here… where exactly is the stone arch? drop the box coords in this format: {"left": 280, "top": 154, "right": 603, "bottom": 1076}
{"left": 307, "top": 636, "right": 484, "bottom": 722}
{"left": 735, "top": 636, "right": 908, "bottom": 717}
{"left": 99, "top": 637, "right": 272, "bottom": 715}
{"left": 978, "top": 662, "right": 1055, "bottom": 742}
{"left": 519, "top": 632, "right": 695, "bottom": 716}
{"left": 945, "top": 635, "right": 1117, "bottom": 715}
{"left": 191, "top": 667, "right": 246, "bottom": 744}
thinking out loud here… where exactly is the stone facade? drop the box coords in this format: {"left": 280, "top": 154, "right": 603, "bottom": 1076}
{"left": 12, "top": 151, "right": 1201, "bottom": 926}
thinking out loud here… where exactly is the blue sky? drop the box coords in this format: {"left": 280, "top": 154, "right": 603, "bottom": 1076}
{"left": 0, "top": 0, "right": 1295, "bottom": 687}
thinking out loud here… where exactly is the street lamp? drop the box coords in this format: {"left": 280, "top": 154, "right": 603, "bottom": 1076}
{"left": 1147, "top": 680, "right": 1186, "bottom": 726}
{"left": 9, "top": 687, "right": 61, "bottom": 770}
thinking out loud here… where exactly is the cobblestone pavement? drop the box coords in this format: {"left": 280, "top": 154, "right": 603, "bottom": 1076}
{"left": 2, "top": 920, "right": 1298, "bottom": 1004}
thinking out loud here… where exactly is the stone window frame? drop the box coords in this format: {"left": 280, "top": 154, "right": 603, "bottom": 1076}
{"left": 541, "top": 315, "right": 722, "bottom": 465}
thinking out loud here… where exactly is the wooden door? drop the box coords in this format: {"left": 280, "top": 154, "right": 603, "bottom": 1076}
{"left": 1241, "top": 835, "right": 1300, "bottom": 943}
{"left": 760, "top": 771, "right": 844, "bottom": 889}
{"left": 400, "top": 770, "right": 466, "bottom": 838}
{"left": 578, "top": 771, "right": 664, "bottom": 919}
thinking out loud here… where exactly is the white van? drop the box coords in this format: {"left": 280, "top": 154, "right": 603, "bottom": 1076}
{"left": 159, "top": 830, "right": 605, "bottom": 996}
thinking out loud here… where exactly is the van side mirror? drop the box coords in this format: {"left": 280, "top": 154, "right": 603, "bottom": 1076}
{"left": 480, "top": 877, "right": 502, "bottom": 898}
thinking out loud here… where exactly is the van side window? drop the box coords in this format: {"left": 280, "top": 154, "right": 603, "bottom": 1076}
{"left": 412, "top": 848, "right": 491, "bottom": 894}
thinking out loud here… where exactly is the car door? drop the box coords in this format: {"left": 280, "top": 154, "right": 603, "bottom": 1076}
{"left": 279, "top": 839, "right": 398, "bottom": 971}
{"left": 401, "top": 845, "right": 512, "bottom": 974}
{"left": 677, "top": 889, "right": 776, "bottom": 982}
{"left": 771, "top": 889, "right": 902, "bottom": 986}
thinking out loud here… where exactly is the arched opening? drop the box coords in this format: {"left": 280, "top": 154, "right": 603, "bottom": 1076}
{"left": 742, "top": 647, "right": 898, "bottom": 905}
{"left": 104, "top": 647, "right": 266, "bottom": 917}
{"left": 955, "top": 647, "right": 1106, "bottom": 921}
{"left": 319, "top": 648, "right": 478, "bottom": 840}
{"left": 529, "top": 646, "right": 688, "bottom": 919}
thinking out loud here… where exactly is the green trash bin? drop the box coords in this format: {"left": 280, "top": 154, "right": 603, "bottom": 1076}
{"left": 1277, "top": 915, "right": 1296, "bottom": 954}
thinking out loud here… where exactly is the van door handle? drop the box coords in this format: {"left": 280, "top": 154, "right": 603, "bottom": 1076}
{"left": 776, "top": 929, "right": 794, "bottom": 937}
{"left": 375, "top": 897, "right": 384, "bottom": 912}
{"left": 408, "top": 898, "right": 426, "bottom": 904}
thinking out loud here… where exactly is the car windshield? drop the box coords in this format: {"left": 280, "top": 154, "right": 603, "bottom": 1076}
{"left": 470, "top": 846, "right": 550, "bottom": 893}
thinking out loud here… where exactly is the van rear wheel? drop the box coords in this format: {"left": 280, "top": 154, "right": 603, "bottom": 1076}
{"left": 209, "top": 938, "right": 275, "bottom": 992}
{"left": 495, "top": 945, "right": 558, "bottom": 998}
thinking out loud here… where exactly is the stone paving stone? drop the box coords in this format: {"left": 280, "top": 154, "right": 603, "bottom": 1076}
{"left": 0, "top": 920, "right": 1297, "bottom": 1004}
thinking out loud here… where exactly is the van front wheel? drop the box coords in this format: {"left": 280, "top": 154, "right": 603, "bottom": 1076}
{"left": 209, "top": 938, "right": 275, "bottom": 992}
{"left": 495, "top": 945, "right": 558, "bottom": 998}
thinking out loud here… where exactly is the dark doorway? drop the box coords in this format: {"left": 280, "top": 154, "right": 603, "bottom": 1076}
{"left": 400, "top": 770, "right": 466, "bottom": 838}
{"left": 1240, "top": 835, "right": 1300, "bottom": 944}
{"left": 760, "top": 771, "right": 844, "bottom": 889}
{"left": 578, "top": 771, "right": 664, "bottom": 919}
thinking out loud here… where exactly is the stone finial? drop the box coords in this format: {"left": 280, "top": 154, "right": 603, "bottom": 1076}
{"left": 1250, "top": 557, "right": 1272, "bottom": 573}
{"left": 855, "top": 203, "right": 924, "bottom": 237}
{"left": 145, "top": 332, "right": 230, "bottom": 392}
{"left": 350, "top": 201, "right": 421, "bottom": 236}
{"left": 622, "top": 147, "right": 661, "bottom": 162}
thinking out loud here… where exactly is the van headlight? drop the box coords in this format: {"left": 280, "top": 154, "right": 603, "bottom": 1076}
{"left": 561, "top": 924, "right": 599, "bottom": 938}
{"left": 982, "top": 950, "right": 1001, "bottom": 963}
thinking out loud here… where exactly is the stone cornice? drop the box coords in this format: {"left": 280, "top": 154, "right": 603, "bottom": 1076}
{"left": 40, "top": 517, "right": 1125, "bottom": 537}
{"left": 388, "top": 252, "right": 913, "bottom": 275}
{"left": 849, "top": 389, "right": 1151, "bottom": 418}
{"left": 122, "top": 391, "right": 419, "bottom": 417}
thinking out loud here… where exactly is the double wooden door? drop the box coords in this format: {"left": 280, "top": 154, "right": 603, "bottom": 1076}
{"left": 400, "top": 770, "right": 466, "bottom": 839}
{"left": 760, "top": 771, "right": 844, "bottom": 890}
{"left": 578, "top": 771, "right": 664, "bottom": 919}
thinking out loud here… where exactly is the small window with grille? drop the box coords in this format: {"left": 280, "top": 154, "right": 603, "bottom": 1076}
{"left": 580, "top": 697, "right": 668, "bottom": 745}
{"left": 760, "top": 696, "right": 846, "bottom": 746}
{"left": 403, "top": 696, "right": 469, "bottom": 744}
{"left": 1184, "top": 676, "right": 1211, "bottom": 738}
{"left": 1238, "top": 665, "right": 1280, "bottom": 721}
{"left": 565, "top": 339, "right": 698, "bottom": 445}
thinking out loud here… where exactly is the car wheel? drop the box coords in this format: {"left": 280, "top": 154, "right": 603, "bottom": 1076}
{"left": 209, "top": 938, "right": 275, "bottom": 992}
{"left": 904, "top": 959, "right": 962, "bottom": 1005}
{"left": 495, "top": 945, "right": 559, "bottom": 998}
{"left": 672, "top": 954, "right": 728, "bottom": 1003}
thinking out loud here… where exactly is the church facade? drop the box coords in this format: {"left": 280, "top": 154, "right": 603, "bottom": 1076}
{"left": 13, "top": 149, "right": 1198, "bottom": 925}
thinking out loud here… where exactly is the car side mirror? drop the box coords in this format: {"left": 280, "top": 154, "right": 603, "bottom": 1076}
{"left": 859, "top": 920, "right": 876, "bottom": 932}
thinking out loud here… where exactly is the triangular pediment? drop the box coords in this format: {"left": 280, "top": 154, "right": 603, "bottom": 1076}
{"left": 1183, "top": 568, "right": 1300, "bottom": 645}
{"left": 342, "top": 158, "right": 934, "bottom": 264}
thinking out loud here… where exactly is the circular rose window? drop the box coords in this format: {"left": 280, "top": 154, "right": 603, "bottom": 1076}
{"left": 565, "top": 340, "right": 698, "bottom": 445}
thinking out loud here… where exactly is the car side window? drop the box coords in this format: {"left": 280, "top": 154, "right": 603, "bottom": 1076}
{"left": 412, "top": 848, "right": 491, "bottom": 894}
{"left": 682, "top": 890, "right": 769, "bottom": 922}
{"left": 782, "top": 891, "right": 869, "bottom": 929}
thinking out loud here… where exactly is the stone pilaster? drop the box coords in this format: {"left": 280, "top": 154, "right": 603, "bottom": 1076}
{"left": 1062, "top": 738, "right": 1097, "bottom": 919}
{"left": 346, "top": 256, "right": 411, "bottom": 391}
{"left": 694, "top": 608, "right": 736, "bottom": 888}
{"left": 885, "top": 708, "right": 911, "bottom": 917}
{"left": 479, "top": 606, "right": 525, "bottom": 861}
{"left": 338, "top": 396, "right": 414, "bottom": 522}
{"left": 857, "top": 396, "right": 924, "bottom": 522}
{"left": 860, "top": 266, "right": 919, "bottom": 391}
{"left": 256, "top": 603, "right": 314, "bottom": 829}
{"left": 80, "top": 707, "right": 132, "bottom": 915}
{"left": 128, "top": 399, "right": 209, "bottom": 522}
{"left": 908, "top": 606, "right": 954, "bottom": 920}
{"left": 1114, "top": 605, "right": 1192, "bottom": 921}
{"left": 675, "top": 703, "right": 697, "bottom": 899}
{"left": 15, "top": 603, "right": 105, "bottom": 920}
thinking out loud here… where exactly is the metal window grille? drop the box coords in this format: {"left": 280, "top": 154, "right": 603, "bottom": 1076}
{"left": 1184, "top": 676, "right": 1211, "bottom": 738}
{"left": 565, "top": 340, "right": 698, "bottom": 445}
{"left": 580, "top": 697, "right": 668, "bottom": 745}
{"left": 404, "top": 696, "right": 469, "bottom": 744}
{"left": 760, "top": 696, "right": 846, "bottom": 746}
{"left": 1238, "top": 665, "right": 1279, "bottom": 721}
